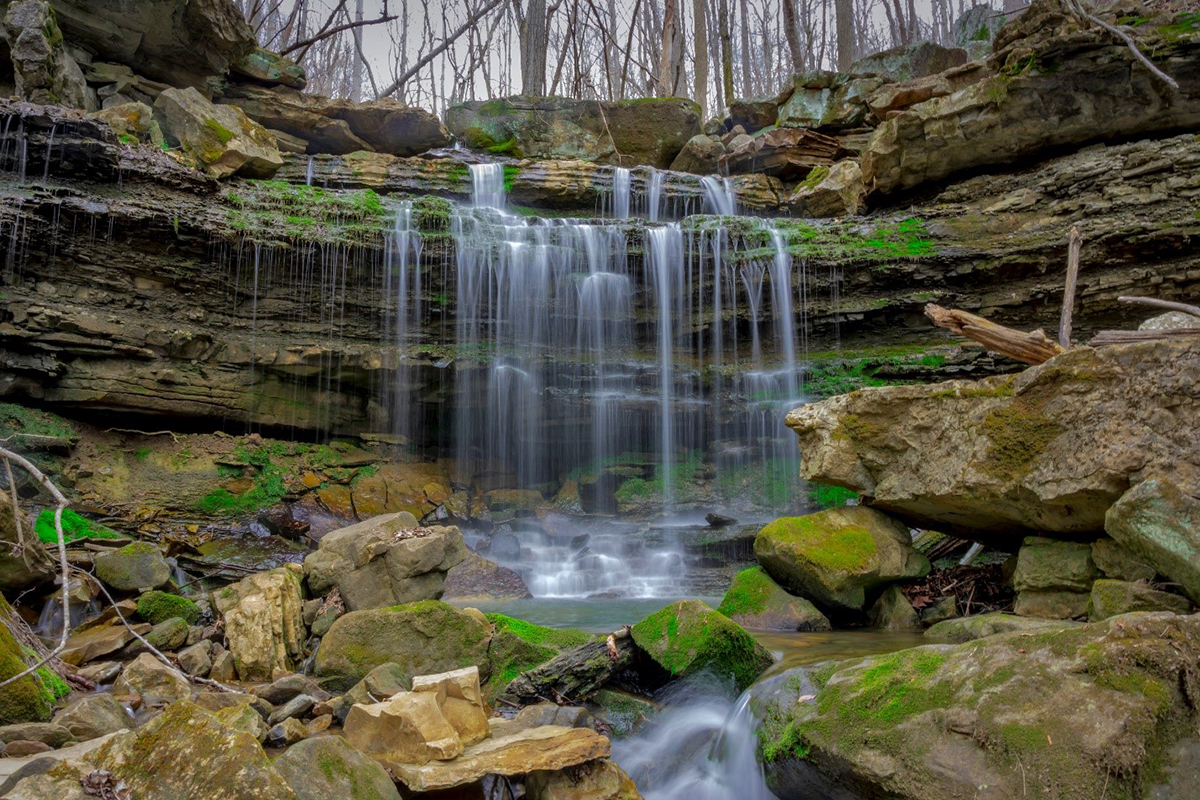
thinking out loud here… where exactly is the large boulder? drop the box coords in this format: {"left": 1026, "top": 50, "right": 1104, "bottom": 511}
{"left": 851, "top": 41, "right": 967, "bottom": 82}
{"left": 787, "top": 340, "right": 1200, "bottom": 542}
{"left": 444, "top": 95, "right": 702, "bottom": 168}
{"left": 154, "top": 86, "right": 283, "bottom": 179}
{"left": 212, "top": 564, "right": 305, "bottom": 681}
{"left": 1089, "top": 579, "right": 1192, "bottom": 621}
{"left": 753, "top": 612, "right": 1200, "bottom": 800}
{"left": 668, "top": 134, "right": 724, "bottom": 174}
{"left": 3, "top": 0, "right": 88, "bottom": 108}
{"left": 1105, "top": 477, "right": 1200, "bottom": 604}
{"left": 717, "top": 566, "right": 832, "bottom": 632}
{"left": 52, "top": 693, "right": 132, "bottom": 741}
{"left": 629, "top": 600, "right": 773, "bottom": 691}
{"left": 344, "top": 691, "right": 464, "bottom": 765}
{"left": 788, "top": 159, "right": 865, "bottom": 217}
{"left": 862, "top": 2, "right": 1200, "bottom": 195}
{"left": 230, "top": 47, "right": 306, "bottom": 90}
{"left": 754, "top": 507, "right": 929, "bottom": 615}
{"left": 303, "top": 513, "right": 467, "bottom": 611}
{"left": 93, "top": 541, "right": 170, "bottom": 592}
{"left": 273, "top": 736, "right": 400, "bottom": 800}
{"left": 778, "top": 71, "right": 885, "bottom": 130}
{"left": 442, "top": 549, "right": 532, "bottom": 601}
{"left": 315, "top": 600, "right": 492, "bottom": 688}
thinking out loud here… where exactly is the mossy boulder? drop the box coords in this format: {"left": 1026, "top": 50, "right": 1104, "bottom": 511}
{"left": 1012, "top": 537, "right": 1097, "bottom": 592}
{"left": 0, "top": 595, "right": 68, "bottom": 724}
{"left": 483, "top": 613, "right": 594, "bottom": 698}
{"left": 1088, "top": 579, "right": 1192, "bottom": 621}
{"left": 924, "top": 612, "right": 1080, "bottom": 643}
{"left": 1105, "top": 477, "right": 1200, "bottom": 604}
{"left": 273, "top": 735, "right": 400, "bottom": 800}
{"left": 717, "top": 567, "right": 832, "bottom": 632}
{"left": 754, "top": 507, "right": 929, "bottom": 616}
{"left": 136, "top": 590, "right": 201, "bottom": 625}
{"left": 94, "top": 541, "right": 171, "bottom": 592}
{"left": 752, "top": 611, "right": 1200, "bottom": 800}
{"left": 315, "top": 600, "right": 491, "bottom": 690}
{"left": 34, "top": 508, "right": 125, "bottom": 545}
{"left": 630, "top": 600, "right": 773, "bottom": 691}
{"left": 155, "top": 86, "right": 283, "bottom": 179}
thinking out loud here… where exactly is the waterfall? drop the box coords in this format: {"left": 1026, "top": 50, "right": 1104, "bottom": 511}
{"left": 305, "top": 156, "right": 315, "bottom": 186}
{"left": 385, "top": 200, "right": 423, "bottom": 442}
{"left": 470, "top": 163, "right": 506, "bottom": 209}
{"left": 613, "top": 167, "right": 631, "bottom": 219}
{"left": 700, "top": 176, "right": 737, "bottom": 216}
{"left": 646, "top": 224, "right": 683, "bottom": 507}
{"left": 646, "top": 168, "right": 664, "bottom": 222}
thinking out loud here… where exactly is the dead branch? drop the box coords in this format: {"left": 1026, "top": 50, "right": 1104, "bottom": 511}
{"left": 1064, "top": 0, "right": 1179, "bottom": 90}
{"left": 1088, "top": 328, "right": 1200, "bottom": 346}
{"left": 376, "top": 0, "right": 506, "bottom": 99}
{"left": 1059, "top": 226, "right": 1082, "bottom": 347}
{"left": 925, "top": 304, "right": 1066, "bottom": 365}
{"left": 284, "top": 6, "right": 398, "bottom": 60}
{"left": 105, "top": 428, "right": 180, "bottom": 443}
{"left": 1117, "top": 296, "right": 1200, "bottom": 319}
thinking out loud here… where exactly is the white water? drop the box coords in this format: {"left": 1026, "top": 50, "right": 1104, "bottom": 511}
{"left": 470, "top": 162, "right": 506, "bottom": 209}
{"left": 701, "top": 175, "right": 737, "bottom": 215}
{"left": 613, "top": 167, "right": 632, "bottom": 219}
{"left": 646, "top": 168, "right": 665, "bottom": 222}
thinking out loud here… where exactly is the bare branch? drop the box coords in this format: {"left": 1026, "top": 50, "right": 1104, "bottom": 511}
{"left": 1117, "top": 296, "right": 1200, "bottom": 319}
{"left": 376, "top": 0, "right": 507, "bottom": 99}
{"left": 1064, "top": 0, "right": 1179, "bottom": 90}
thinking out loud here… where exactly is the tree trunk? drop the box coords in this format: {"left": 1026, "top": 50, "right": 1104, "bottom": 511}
{"left": 658, "top": 0, "right": 684, "bottom": 95}
{"left": 782, "top": 0, "right": 802, "bottom": 75}
{"left": 501, "top": 630, "right": 638, "bottom": 704}
{"left": 351, "top": 0, "right": 364, "bottom": 102}
{"left": 520, "top": 0, "right": 549, "bottom": 95}
{"left": 738, "top": 0, "right": 752, "bottom": 95}
{"left": 692, "top": 0, "right": 709, "bottom": 116}
{"left": 835, "top": 0, "right": 854, "bottom": 71}
{"left": 718, "top": 0, "right": 734, "bottom": 105}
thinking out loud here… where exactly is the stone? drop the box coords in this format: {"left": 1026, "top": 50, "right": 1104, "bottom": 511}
{"left": 209, "top": 650, "right": 237, "bottom": 683}
{"left": 851, "top": 41, "right": 967, "bottom": 82}
{"left": 754, "top": 507, "right": 929, "bottom": 615}
{"left": 86, "top": 700, "right": 295, "bottom": 800}
{"left": 1012, "top": 538, "right": 1097, "bottom": 593}
{"left": 1091, "top": 538, "right": 1156, "bottom": 583}
{"left": 60, "top": 621, "right": 151, "bottom": 666}
{"left": 952, "top": 4, "right": 1002, "bottom": 52}
{"left": 919, "top": 595, "right": 957, "bottom": 626}
{"left": 753, "top": 611, "right": 1200, "bottom": 800}
{"left": 193, "top": 691, "right": 273, "bottom": 720}
{"left": 1089, "top": 579, "right": 1192, "bottom": 622}
{"left": 112, "top": 653, "right": 191, "bottom": 704}
{"left": 514, "top": 703, "right": 594, "bottom": 730}
{"left": 93, "top": 542, "right": 170, "bottom": 592}
{"left": 120, "top": 616, "right": 188, "bottom": 656}
{"left": 667, "top": 134, "right": 725, "bottom": 175}
{"left": 214, "top": 703, "right": 269, "bottom": 743}
{"left": 629, "top": 600, "right": 773, "bottom": 691}
{"left": 76, "top": 661, "right": 121, "bottom": 684}
{"left": 728, "top": 96, "right": 778, "bottom": 132}
{"left": 267, "top": 694, "right": 314, "bottom": 726}
{"left": 343, "top": 662, "right": 411, "bottom": 708}
{"left": 316, "top": 600, "right": 492, "bottom": 689}
{"left": 88, "top": 101, "right": 156, "bottom": 142}
{"left": 344, "top": 690, "right": 463, "bottom": 765}
{"left": 253, "top": 674, "right": 311, "bottom": 705}
{"left": 231, "top": 47, "right": 306, "bottom": 89}
{"left": 1013, "top": 589, "right": 1089, "bottom": 619}
{"left": 411, "top": 666, "right": 489, "bottom": 746}
{"left": 442, "top": 549, "right": 532, "bottom": 601}
{"left": 1106, "top": 478, "right": 1200, "bottom": 604}
{"left": 445, "top": 95, "right": 702, "bottom": 168}
{"left": 787, "top": 341, "right": 1200, "bottom": 542}
{"left": 1138, "top": 311, "right": 1200, "bottom": 331}
{"left": 303, "top": 513, "right": 467, "bottom": 611}
{"left": 717, "top": 567, "right": 832, "bottom": 632}
{"left": 0, "top": 722, "right": 74, "bottom": 747}
{"left": 4, "top": 740, "right": 50, "bottom": 756}
{"left": 52, "top": 694, "right": 131, "bottom": 741}
{"left": 135, "top": 590, "right": 202, "bottom": 625}
{"left": 212, "top": 564, "right": 306, "bottom": 681}
{"left": 267, "top": 716, "right": 308, "bottom": 746}
{"left": 3, "top": 0, "right": 88, "bottom": 109}
{"left": 389, "top": 723, "right": 611, "bottom": 793}
{"left": 868, "top": 584, "right": 921, "bottom": 630}
{"left": 273, "top": 736, "right": 401, "bottom": 800}
{"left": 925, "top": 612, "right": 1080, "bottom": 643}
{"left": 0, "top": 492, "right": 54, "bottom": 592}
{"left": 155, "top": 87, "right": 283, "bottom": 179}
{"left": 177, "top": 640, "right": 213, "bottom": 677}
{"left": 788, "top": 159, "right": 865, "bottom": 217}
{"left": 526, "top": 758, "right": 643, "bottom": 800}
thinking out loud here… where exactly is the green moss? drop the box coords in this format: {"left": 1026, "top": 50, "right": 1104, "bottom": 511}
{"left": 136, "top": 590, "right": 202, "bottom": 625}
{"left": 717, "top": 567, "right": 774, "bottom": 617}
{"left": 759, "top": 515, "right": 877, "bottom": 573}
{"left": 34, "top": 508, "right": 123, "bottom": 544}
{"left": 801, "top": 166, "right": 830, "bottom": 191}
{"left": 0, "top": 403, "right": 77, "bottom": 443}
{"left": 832, "top": 414, "right": 882, "bottom": 442}
{"left": 224, "top": 181, "right": 392, "bottom": 247}
{"left": 485, "top": 614, "right": 594, "bottom": 649}
{"left": 630, "top": 600, "right": 771, "bottom": 691}
{"left": 807, "top": 484, "right": 858, "bottom": 508}
{"left": 980, "top": 402, "right": 1062, "bottom": 480}
{"left": 203, "top": 119, "right": 236, "bottom": 145}
{"left": 0, "top": 598, "right": 60, "bottom": 724}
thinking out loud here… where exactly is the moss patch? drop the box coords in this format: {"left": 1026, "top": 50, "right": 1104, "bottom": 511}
{"left": 630, "top": 600, "right": 772, "bottom": 691}
{"left": 758, "top": 516, "right": 877, "bottom": 573}
{"left": 980, "top": 402, "right": 1062, "bottom": 480}
{"left": 717, "top": 567, "right": 774, "bottom": 618}
{"left": 33, "top": 508, "right": 123, "bottom": 544}
{"left": 136, "top": 590, "right": 201, "bottom": 626}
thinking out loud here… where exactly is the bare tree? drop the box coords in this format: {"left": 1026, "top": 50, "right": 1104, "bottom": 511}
{"left": 835, "top": 0, "right": 853, "bottom": 70}
{"left": 658, "top": 0, "right": 685, "bottom": 95}
{"left": 518, "top": 0, "right": 550, "bottom": 95}
{"left": 692, "top": 0, "right": 709, "bottom": 116}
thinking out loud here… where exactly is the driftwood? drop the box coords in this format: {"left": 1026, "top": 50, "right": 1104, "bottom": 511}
{"left": 1059, "top": 227, "right": 1082, "bottom": 347}
{"left": 1117, "top": 296, "right": 1200, "bottom": 319}
{"left": 1088, "top": 328, "right": 1200, "bottom": 346}
{"left": 925, "top": 304, "right": 1066, "bottom": 365}
{"left": 502, "top": 628, "right": 637, "bottom": 705}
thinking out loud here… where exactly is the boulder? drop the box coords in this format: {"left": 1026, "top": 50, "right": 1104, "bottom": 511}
{"left": 53, "top": 694, "right": 131, "bottom": 741}
{"left": 135, "top": 590, "right": 201, "bottom": 625}
{"left": 1012, "top": 537, "right": 1097, "bottom": 593}
{"left": 112, "top": 653, "right": 191, "bottom": 704}
{"left": 88, "top": 101, "right": 158, "bottom": 142}
{"left": 485, "top": 614, "right": 598, "bottom": 700}
{"left": 1106, "top": 477, "right": 1200, "bottom": 604}
{"left": 411, "top": 666, "right": 489, "bottom": 746}
{"left": 444, "top": 95, "right": 702, "bottom": 168}
{"left": 252, "top": 673, "right": 310, "bottom": 705}
{"left": 1089, "top": 579, "right": 1192, "bottom": 621}
{"left": 788, "top": 159, "right": 865, "bottom": 217}
{"left": 177, "top": 640, "right": 213, "bottom": 677}
{"left": 273, "top": 735, "right": 401, "bottom": 800}
{"left": 786, "top": 341, "right": 1200, "bottom": 542}
{"left": 1139, "top": 311, "right": 1200, "bottom": 331}
{"left": 629, "top": 600, "right": 773, "bottom": 691}
{"left": 231, "top": 47, "right": 306, "bottom": 89}
{"left": 952, "top": 4, "right": 1002, "bottom": 57}
{"left": 1013, "top": 589, "right": 1088, "bottom": 619}
{"left": 716, "top": 567, "right": 832, "bottom": 632}
{"left": 728, "top": 96, "right": 779, "bottom": 132}
{"left": 344, "top": 690, "right": 463, "bottom": 765}
{"left": 668, "top": 134, "right": 725, "bottom": 175}
{"left": 93, "top": 541, "right": 170, "bottom": 592}
{"left": 0, "top": 721, "right": 73, "bottom": 746}
{"left": 777, "top": 72, "right": 883, "bottom": 130}
{"left": 851, "top": 41, "right": 967, "bottom": 82}
{"left": 442, "top": 549, "right": 532, "bottom": 601}
{"left": 267, "top": 716, "right": 308, "bottom": 746}
{"left": 304, "top": 513, "right": 466, "bottom": 611}
{"left": 211, "top": 564, "right": 306, "bottom": 681}
{"left": 119, "top": 616, "right": 188, "bottom": 656}
{"left": 868, "top": 584, "right": 921, "bottom": 630}
{"left": 214, "top": 702, "right": 269, "bottom": 743}
{"left": 315, "top": 600, "right": 492, "bottom": 688}
{"left": 343, "top": 662, "right": 411, "bottom": 709}
{"left": 154, "top": 86, "right": 283, "bottom": 179}
{"left": 61, "top": 622, "right": 153, "bottom": 671}
{"left": 924, "top": 611, "right": 1080, "bottom": 643}
{"left": 266, "top": 694, "right": 314, "bottom": 726}
{"left": 525, "top": 758, "right": 643, "bottom": 800}
{"left": 753, "top": 612, "right": 1200, "bottom": 800}
{"left": 513, "top": 703, "right": 593, "bottom": 730}
{"left": 718, "top": 126, "right": 840, "bottom": 179}
{"left": 864, "top": 64, "right": 987, "bottom": 119}
{"left": 0, "top": 491, "right": 54, "bottom": 592}
{"left": 3, "top": 0, "right": 88, "bottom": 108}
{"left": 1091, "top": 538, "right": 1156, "bottom": 583}
{"left": 754, "top": 507, "right": 929, "bottom": 615}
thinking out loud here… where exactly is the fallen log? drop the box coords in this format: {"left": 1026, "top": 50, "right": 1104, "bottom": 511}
{"left": 924, "top": 304, "right": 1066, "bottom": 365}
{"left": 501, "top": 628, "right": 637, "bottom": 705}
{"left": 1088, "top": 328, "right": 1200, "bottom": 346}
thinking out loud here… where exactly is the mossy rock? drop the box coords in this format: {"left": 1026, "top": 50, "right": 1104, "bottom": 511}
{"left": 273, "top": 735, "right": 401, "bottom": 800}
{"left": 754, "top": 507, "right": 929, "bottom": 616}
{"left": 717, "top": 567, "right": 831, "bottom": 632}
{"left": 924, "top": 612, "right": 1080, "bottom": 643}
{"left": 0, "top": 594, "right": 68, "bottom": 725}
{"left": 483, "top": 614, "right": 595, "bottom": 699}
{"left": 33, "top": 508, "right": 125, "bottom": 545}
{"left": 630, "top": 600, "right": 773, "bottom": 691}
{"left": 1088, "top": 579, "right": 1192, "bottom": 621}
{"left": 315, "top": 600, "right": 491, "bottom": 690}
{"left": 136, "top": 590, "right": 201, "bottom": 626}
{"left": 1012, "top": 537, "right": 1097, "bottom": 593}
{"left": 94, "top": 542, "right": 171, "bottom": 592}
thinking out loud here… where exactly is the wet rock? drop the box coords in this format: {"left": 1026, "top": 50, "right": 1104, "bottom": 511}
{"left": 304, "top": 513, "right": 467, "bottom": 611}
{"left": 717, "top": 567, "right": 832, "bottom": 632}
{"left": 630, "top": 600, "right": 773, "bottom": 691}
{"left": 489, "top": 615, "right": 604, "bottom": 702}
{"left": 851, "top": 40, "right": 967, "bottom": 82}
{"left": 0, "top": 722, "right": 74, "bottom": 747}
{"left": 94, "top": 542, "right": 171, "bottom": 592}
{"left": 704, "top": 512, "right": 737, "bottom": 528}
{"left": 266, "top": 694, "right": 314, "bottom": 726}
{"left": 112, "top": 653, "right": 191, "bottom": 704}
{"left": 154, "top": 86, "right": 283, "bottom": 179}
{"left": 1106, "top": 477, "right": 1200, "bottom": 604}
{"left": 442, "top": 549, "right": 532, "bottom": 601}
{"left": 344, "top": 690, "right": 463, "bottom": 765}
{"left": 514, "top": 703, "right": 593, "bottom": 730}
{"left": 1014, "top": 537, "right": 1097, "bottom": 592}
{"left": 1089, "top": 579, "right": 1192, "bottom": 622}
{"left": 231, "top": 47, "right": 306, "bottom": 90}
{"left": 274, "top": 735, "right": 401, "bottom": 800}
{"left": 53, "top": 694, "right": 132, "bottom": 742}
{"left": 214, "top": 702, "right": 269, "bottom": 743}
{"left": 411, "top": 666, "right": 490, "bottom": 747}
{"left": 253, "top": 674, "right": 311, "bottom": 705}
{"left": 525, "top": 758, "right": 643, "bottom": 800}
{"left": 1091, "top": 538, "right": 1156, "bottom": 583}
{"left": 868, "top": 584, "right": 921, "bottom": 630}
{"left": 667, "top": 134, "right": 724, "bottom": 175}
{"left": 177, "top": 640, "right": 213, "bottom": 677}
{"left": 754, "top": 507, "right": 929, "bottom": 615}
{"left": 918, "top": 595, "right": 957, "bottom": 626}
{"left": 77, "top": 661, "right": 121, "bottom": 684}
{"left": 924, "top": 611, "right": 1080, "bottom": 643}
{"left": 3, "top": 0, "right": 89, "bottom": 109}
{"left": 212, "top": 564, "right": 306, "bottom": 681}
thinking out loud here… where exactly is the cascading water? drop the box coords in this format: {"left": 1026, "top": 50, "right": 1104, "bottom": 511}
{"left": 646, "top": 168, "right": 664, "bottom": 222}
{"left": 612, "top": 167, "right": 631, "bottom": 219}
{"left": 701, "top": 176, "right": 737, "bottom": 215}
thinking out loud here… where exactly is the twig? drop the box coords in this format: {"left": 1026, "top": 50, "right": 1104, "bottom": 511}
{"left": 1117, "top": 296, "right": 1200, "bottom": 319}
{"left": 1089, "top": 328, "right": 1200, "bottom": 346}
{"left": 3, "top": 456, "right": 24, "bottom": 547}
{"left": 1059, "top": 226, "right": 1082, "bottom": 347}
{"left": 1065, "top": 0, "right": 1179, "bottom": 90}
{"left": 104, "top": 428, "right": 180, "bottom": 443}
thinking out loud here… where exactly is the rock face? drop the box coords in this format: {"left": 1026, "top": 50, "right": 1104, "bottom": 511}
{"left": 851, "top": 41, "right": 967, "bottom": 82}
{"left": 3, "top": 0, "right": 88, "bottom": 108}
{"left": 629, "top": 600, "right": 773, "bottom": 691}
{"left": 787, "top": 340, "right": 1200, "bottom": 542}
{"left": 862, "top": 1, "right": 1200, "bottom": 195}
{"left": 1106, "top": 477, "right": 1200, "bottom": 603}
{"left": 754, "top": 612, "right": 1200, "bottom": 800}
{"left": 924, "top": 612, "right": 1079, "bottom": 643}
{"left": 444, "top": 95, "right": 702, "bottom": 168}
{"left": 717, "top": 567, "right": 831, "bottom": 632}
{"left": 273, "top": 736, "right": 400, "bottom": 800}
{"left": 304, "top": 513, "right": 467, "bottom": 611}
{"left": 754, "top": 507, "right": 929, "bottom": 615}
{"left": 94, "top": 542, "right": 171, "bottom": 592}
{"left": 212, "top": 565, "right": 305, "bottom": 681}
{"left": 155, "top": 86, "right": 283, "bottom": 179}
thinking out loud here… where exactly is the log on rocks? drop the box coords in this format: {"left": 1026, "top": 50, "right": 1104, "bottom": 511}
{"left": 1088, "top": 328, "right": 1200, "bottom": 346}
{"left": 719, "top": 127, "right": 840, "bottom": 178}
{"left": 924, "top": 304, "right": 1065, "bottom": 365}
{"left": 502, "top": 629, "right": 637, "bottom": 705}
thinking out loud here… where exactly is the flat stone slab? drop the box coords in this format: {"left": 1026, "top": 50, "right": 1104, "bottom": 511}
{"left": 60, "top": 622, "right": 150, "bottom": 666}
{"left": 387, "top": 723, "right": 610, "bottom": 792}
